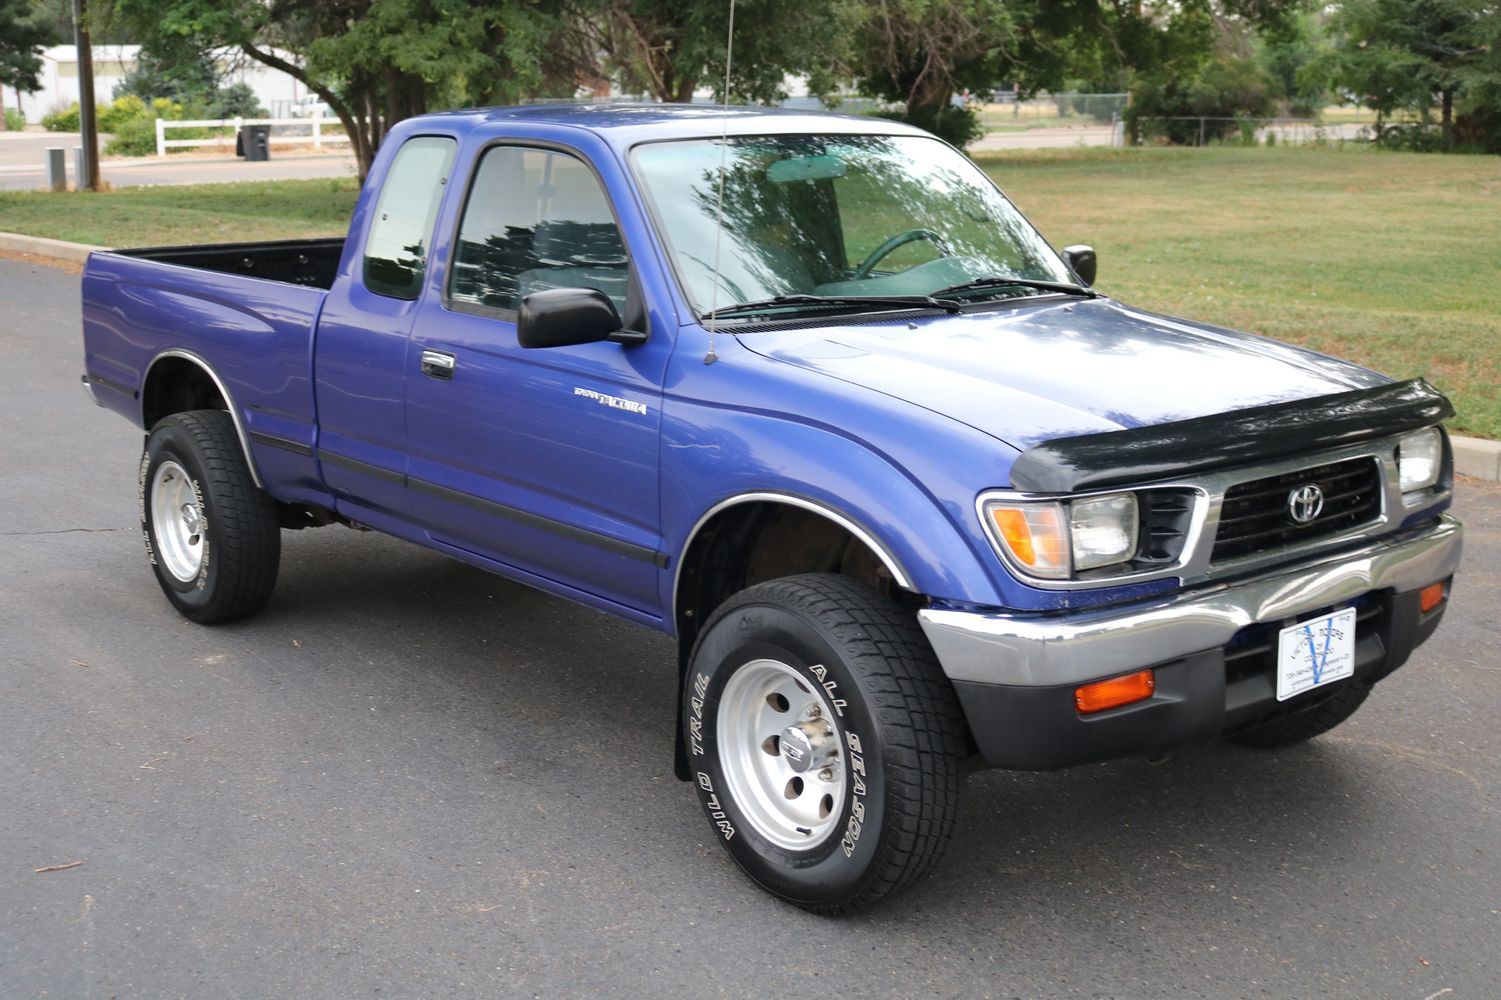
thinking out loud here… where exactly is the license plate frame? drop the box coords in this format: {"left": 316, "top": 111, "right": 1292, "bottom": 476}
{"left": 1275, "top": 607, "right": 1358, "bottom": 702}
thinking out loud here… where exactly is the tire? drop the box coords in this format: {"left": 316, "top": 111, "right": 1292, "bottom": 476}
{"left": 684, "top": 573, "right": 967, "bottom": 914}
{"left": 140, "top": 410, "right": 281, "bottom": 624}
{"left": 1225, "top": 679, "right": 1371, "bottom": 749}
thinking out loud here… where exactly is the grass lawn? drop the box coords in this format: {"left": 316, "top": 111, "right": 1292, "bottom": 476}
{"left": 0, "top": 146, "right": 1495, "bottom": 437}
{"left": 0, "top": 177, "right": 359, "bottom": 247}
{"left": 976, "top": 146, "right": 1501, "bottom": 440}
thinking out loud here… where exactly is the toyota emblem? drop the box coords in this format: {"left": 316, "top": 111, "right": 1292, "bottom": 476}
{"left": 1287, "top": 484, "right": 1324, "bottom": 524}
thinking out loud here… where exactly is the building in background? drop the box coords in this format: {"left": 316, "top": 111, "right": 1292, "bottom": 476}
{"left": 2, "top": 45, "right": 308, "bottom": 126}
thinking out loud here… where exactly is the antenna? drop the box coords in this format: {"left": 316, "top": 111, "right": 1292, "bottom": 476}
{"left": 704, "top": 0, "right": 737, "bottom": 365}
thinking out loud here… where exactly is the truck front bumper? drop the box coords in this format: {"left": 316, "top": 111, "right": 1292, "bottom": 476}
{"left": 918, "top": 515, "right": 1463, "bottom": 770}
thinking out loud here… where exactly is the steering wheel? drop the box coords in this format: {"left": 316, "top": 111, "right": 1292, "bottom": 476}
{"left": 851, "top": 229, "right": 951, "bottom": 280}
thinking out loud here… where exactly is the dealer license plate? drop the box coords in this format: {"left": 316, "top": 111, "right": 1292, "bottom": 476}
{"left": 1276, "top": 607, "right": 1357, "bottom": 702}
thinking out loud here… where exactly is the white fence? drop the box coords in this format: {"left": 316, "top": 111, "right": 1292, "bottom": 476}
{"left": 154, "top": 113, "right": 350, "bottom": 157}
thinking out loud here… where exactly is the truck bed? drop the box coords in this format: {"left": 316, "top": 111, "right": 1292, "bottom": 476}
{"left": 115, "top": 237, "right": 345, "bottom": 290}
{"left": 81, "top": 240, "right": 338, "bottom": 505}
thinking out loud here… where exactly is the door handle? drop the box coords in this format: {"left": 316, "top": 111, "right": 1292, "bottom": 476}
{"left": 420, "top": 350, "right": 456, "bottom": 380}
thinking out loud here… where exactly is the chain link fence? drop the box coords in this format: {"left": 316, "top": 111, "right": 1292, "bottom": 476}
{"left": 981, "top": 92, "right": 1129, "bottom": 124}
{"left": 1133, "top": 116, "right": 1373, "bottom": 147}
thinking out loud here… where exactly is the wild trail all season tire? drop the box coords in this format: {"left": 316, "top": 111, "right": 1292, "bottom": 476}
{"left": 140, "top": 410, "right": 281, "bottom": 624}
{"left": 1226, "top": 679, "right": 1372, "bottom": 749}
{"left": 684, "top": 573, "right": 967, "bottom": 913}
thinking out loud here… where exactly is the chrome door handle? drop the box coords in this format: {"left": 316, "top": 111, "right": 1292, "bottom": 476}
{"left": 420, "top": 350, "right": 456, "bottom": 380}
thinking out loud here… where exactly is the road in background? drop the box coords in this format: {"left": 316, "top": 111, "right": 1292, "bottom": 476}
{"left": 970, "top": 126, "right": 1117, "bottom": 153}
{"left": 0, "top": 130, "right": 355, "bottom": 191}
{"left": 2, "top": 256, "right": 1498, "bottom": 998}
{"left": 2, "top": 122, "right": 1375, "bottom": 191}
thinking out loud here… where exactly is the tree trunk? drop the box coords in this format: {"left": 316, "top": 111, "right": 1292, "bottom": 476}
{"left": 0, "top": 86, "right": 7, "bottom": 132}
{"left": 239, "top": 41, "right": 380, "bottom": 182}
{"left": 1441, "top": 88, "right": 1455, "bottom": 151}
{"left": 906, "top": 71, "right": 952, "bottom": 129}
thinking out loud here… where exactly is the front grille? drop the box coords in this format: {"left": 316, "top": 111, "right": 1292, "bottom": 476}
{"left": 1211, "top": 457, "right": 1382, "bottom": 563}
{"left": 1137, "top": 489, "right": 1196, "bottom": 566}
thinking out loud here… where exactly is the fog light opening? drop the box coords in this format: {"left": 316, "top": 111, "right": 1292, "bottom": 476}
{"left": 1075, "top": 669, "right": 1156, "bottom": 715}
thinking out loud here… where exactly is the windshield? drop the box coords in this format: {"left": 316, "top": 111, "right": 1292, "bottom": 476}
{"left": 631, "top": 134, "right": 1076, "bottom": 318}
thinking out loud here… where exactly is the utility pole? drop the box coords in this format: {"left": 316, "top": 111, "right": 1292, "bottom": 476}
{"left": 71, "top": 0, "right": 101, "bottom": 190}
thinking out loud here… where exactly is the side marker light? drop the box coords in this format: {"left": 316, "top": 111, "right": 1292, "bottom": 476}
{"left": 1419, "top": 581, "right": 1447, "bottom": 613}
{"left": 1075, "top": 670, "right": 1155, "bottom": 714}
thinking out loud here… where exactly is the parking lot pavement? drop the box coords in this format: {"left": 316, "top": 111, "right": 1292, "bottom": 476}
{"left": 2, "top": 255, "right": 1498, "bottom": 998}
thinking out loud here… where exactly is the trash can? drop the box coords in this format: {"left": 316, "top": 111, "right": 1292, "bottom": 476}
{"left": 237, "top": 125, "right": 272, "bottom": 161}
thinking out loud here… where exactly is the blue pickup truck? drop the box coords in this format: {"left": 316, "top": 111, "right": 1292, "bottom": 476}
{"left": 81, "top": 105, "right": 1462, "bottom": 913}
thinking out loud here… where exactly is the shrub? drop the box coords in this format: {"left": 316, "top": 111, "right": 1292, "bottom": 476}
{"left": 1129, "top": 58, "right": 1277, "bottom": 145}
{"left": 102, "top": 97, "right": 224, "bottom": 157}
{"left": 97, "top": 95, "right": 147, "bottom": 134}
{"left": 42, "top": 103, "right": 80, "bottom": 132}
{"left": 3, "top": 108, "right": 24, "bottom": 131}
{"left": 1454, "top": 105, "right": 1501, "bottom": 155}
{"left": 207, "top": 83, "right": 265, "bottom": 119}
{"left": 873, "top": 103, "right": 985, "bottom": 148}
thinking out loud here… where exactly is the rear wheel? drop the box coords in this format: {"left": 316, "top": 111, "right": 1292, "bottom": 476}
{"left": 685, "top": 573, "right": 967, "bottom": 914}
{"left": 140, "top": 410, "right": 280, "bottom": 624}
{"left": 1226, "top": 680, "right": 1371, "bottom": 749}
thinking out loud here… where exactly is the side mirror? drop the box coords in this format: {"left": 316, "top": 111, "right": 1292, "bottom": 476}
{"left": 517, "top": 287, "right": 646, "bottom": 349}
{"left": 1062, "top": 245, "right": 1097, "bottom": 287}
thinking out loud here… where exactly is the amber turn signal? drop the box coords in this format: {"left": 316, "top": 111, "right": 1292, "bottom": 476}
{"left": 1075, "top": 670, "right": 1155, "bottom": 714}
{"left": 1419, "top": 581, "right": 1447, "bottom": 613}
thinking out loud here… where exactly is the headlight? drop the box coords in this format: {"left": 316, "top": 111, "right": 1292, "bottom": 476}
{"left": 1397, "top": 427, "right": 1443, "bottom": 493}
{"left": 983, "top": 492, "right": 1139, "bottom": 579}
{"left": 1069, "top": 493, "right": 1139, "bottom": 570}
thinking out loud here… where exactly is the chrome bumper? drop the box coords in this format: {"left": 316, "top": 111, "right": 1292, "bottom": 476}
{"left": 918, "top": 515, "right": 1463, "bottom": 688}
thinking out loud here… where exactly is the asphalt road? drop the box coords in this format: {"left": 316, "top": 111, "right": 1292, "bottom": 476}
{"left": 0, "top": 131, "right": 356, "bottom": 191}
{"left": 2, "top": 256, "right": 1498, "bottom": 999}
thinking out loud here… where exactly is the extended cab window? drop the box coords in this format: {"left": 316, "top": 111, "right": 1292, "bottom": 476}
{"left": 450, "top": 146, "right": 628, "bottom": 314}
{"left": 363, "top": 136, "right": 457, "bottom": 299}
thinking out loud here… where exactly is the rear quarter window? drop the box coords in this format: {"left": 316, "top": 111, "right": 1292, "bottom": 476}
{"left": 363, "top": 136, "right": 457, "bottom": 299}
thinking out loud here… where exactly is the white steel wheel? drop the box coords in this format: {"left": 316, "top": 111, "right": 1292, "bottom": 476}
{"left": 150, "top": 459, "right": 206, "bottom": 583}
{"left": 716, "top": 657, "right": 847, "bottom": 851}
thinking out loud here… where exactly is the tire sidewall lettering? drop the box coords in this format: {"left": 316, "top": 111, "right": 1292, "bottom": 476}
{"left": 687, "top": 604, "right": 887, "bottom": 900}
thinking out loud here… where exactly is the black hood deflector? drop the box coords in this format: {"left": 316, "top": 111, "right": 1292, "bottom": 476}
{"left": 1008, "top": 378, "right": 1453, "bottom": 494}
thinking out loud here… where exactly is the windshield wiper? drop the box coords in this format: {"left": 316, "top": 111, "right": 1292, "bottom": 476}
{"left": 933, "top": 276, "right": 1099, "bottom": 300}
{"left": 702, "top": 292, "right": 964, "bottom": 322}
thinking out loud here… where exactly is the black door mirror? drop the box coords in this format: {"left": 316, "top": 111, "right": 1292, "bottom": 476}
{"left": 517, "top": 288, "right": 646, "bottom": 349}
{"left": 1061, "top": 245, "right": 1097, "bottom": 287}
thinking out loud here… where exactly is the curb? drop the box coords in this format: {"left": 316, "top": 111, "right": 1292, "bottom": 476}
{"left": 2, "top": 229, "right": 1497, "bottom": 483}
{"left": 0, "top": 230, "right": 108, "bottom": 263}
{"left": 1452, "top": 437, "right": 1501, "bottom": 483}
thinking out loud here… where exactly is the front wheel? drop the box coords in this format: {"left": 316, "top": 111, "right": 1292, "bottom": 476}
{"left": 684, "top": 574, "right": 967, "bottom": 913}
{"left": 140, "top": 410, "right": 281, "bottom": 624}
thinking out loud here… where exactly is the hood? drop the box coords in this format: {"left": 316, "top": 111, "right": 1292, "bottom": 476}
{"left": 737, "top": 298, "right": 1388, "bottom": 452}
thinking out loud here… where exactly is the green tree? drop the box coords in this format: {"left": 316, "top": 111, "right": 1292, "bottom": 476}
{"left": 1024, "top": 1, "right": 1300, "bottom": 141}
{"left": 0, "top": 0, "right": 51, "bottom": 130}
{"left": 1323, "top": 0, "right": 1491, "bottom": 149}
{"left": 591, "top": 0, "right": 857, "bottom": 104}
{"left": 1256, "top": 8, "right": 1332, "bottom": 116}
{"left": 110, "top": 0, "right": 586, "bottom": 179}
{"left": 112, "top": 44, "right": 220, "bottom": 105}
{"left": 853, "top": 0, "right": 1039, "bottom": 145}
